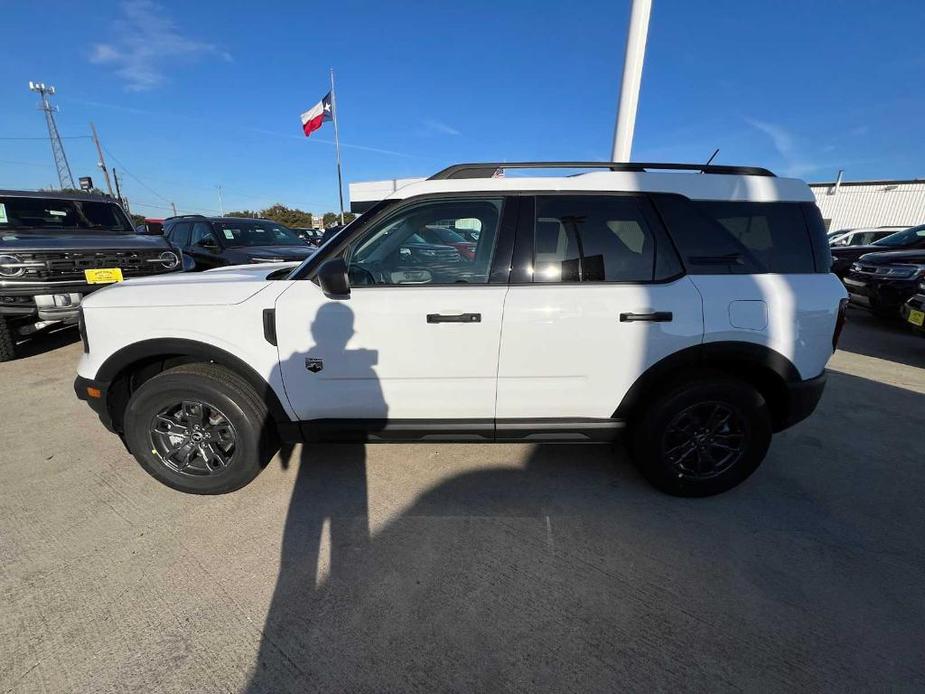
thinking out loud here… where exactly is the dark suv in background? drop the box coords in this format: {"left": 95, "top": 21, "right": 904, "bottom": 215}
{"left": 0, "top": 190, "right": 181, "bottom": 361}
{"left": 831, "top": 224, "right": 925, "bottom": 277}
{"left": 162, "top": 215, "right": 315, "bottom": 270}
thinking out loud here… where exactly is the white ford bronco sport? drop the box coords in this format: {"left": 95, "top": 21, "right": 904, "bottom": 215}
{"left": 74, "top": 162, "right": 848, "bottom": 497}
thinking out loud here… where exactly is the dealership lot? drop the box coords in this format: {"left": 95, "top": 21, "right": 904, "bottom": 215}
{"left": 2, "top": 311, "right": 924, "bottom": 692}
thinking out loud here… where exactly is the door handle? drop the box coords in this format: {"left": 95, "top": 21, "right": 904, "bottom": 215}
{"left": 427, "top": 313, "right": 481, "bottom": 324}
{"left": 619, "top": 311, "right": 673, "bottom": 322}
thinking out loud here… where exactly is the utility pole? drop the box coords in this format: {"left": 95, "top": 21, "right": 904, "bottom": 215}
{"left": 112, "top": 168, "right": 129, "bottom": 213}
{"left": 611, "top": 0, "right": 652, "bottom": 162}
{"left": 171, "top": 202, "right": 178, "bottom": 216}
{"left": 217, "top": 185, "right": 224, "bottom": 216}
{"left": 28, "top": 81, "right": 76, "bottom": 189}
{"left": 90, "top": 122, "right": 115, "bottom": 197}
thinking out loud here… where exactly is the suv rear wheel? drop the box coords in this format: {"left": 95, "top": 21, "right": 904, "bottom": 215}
{"left": 630, "top": 378, "right": 772, "bottom": 497}
{"left": 0, "top": 317, "right": 15, "bottom": 362}
{"left": 123, "top": 363, "right": 278, "bottom": 494}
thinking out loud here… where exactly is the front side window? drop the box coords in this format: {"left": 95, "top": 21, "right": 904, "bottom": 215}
{"left": 190, "top": 221, "right": 215, "bottom": 246}
{"left": 531, "top": 195, "right": 670, "bottom": 283}
{"left": 169, "top": 222, "right": 192, "bottom": 247}
{"left": 346, "top": 199, "right": 502, "bottom": 286}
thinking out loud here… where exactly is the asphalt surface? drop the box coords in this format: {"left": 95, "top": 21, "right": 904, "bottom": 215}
{"left": 2, "top": 308, "right": 924, "bottom": 692}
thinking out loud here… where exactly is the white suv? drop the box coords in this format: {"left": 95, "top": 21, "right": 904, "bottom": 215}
{"left": 74, "top": 162, "right": 847, "bottom": 497}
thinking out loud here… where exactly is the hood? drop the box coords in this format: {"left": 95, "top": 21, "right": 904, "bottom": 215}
{"left": 80, "top": 264, "right": 292, "bottom": 309}
{"left": 0, "top": 232, "right": 172, "bottom": 252}
{"left": 856, "top": 249, "right": 925, "bottom": 265}
{"left": 228, "top": 245, "right": 314, "bottom": 260}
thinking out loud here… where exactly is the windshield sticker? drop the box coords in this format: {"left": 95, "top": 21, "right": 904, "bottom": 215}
{"left": 223, "top": 229, "right": 235, "bottom": 239}
{"left": 48, "top": 209, "right": 67, "bottom": 216}
{"left": 0, "top": 203, "right": 6, "bottom": 224}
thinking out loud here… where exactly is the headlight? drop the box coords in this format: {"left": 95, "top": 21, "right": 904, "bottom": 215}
{"left": 879, "top": 264, "right": 925, "bottom": 279}
{"left": 0, "top": 254, "right": 25, "bottom": 278}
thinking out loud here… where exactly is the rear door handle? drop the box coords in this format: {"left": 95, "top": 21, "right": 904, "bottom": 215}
{"left": 427, "top": 313, "right": 481, "bottom": 324}
{"left": 619, "top": 311, "right": 673, "bottom": 322}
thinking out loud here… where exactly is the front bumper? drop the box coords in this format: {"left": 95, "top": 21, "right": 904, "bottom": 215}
{"left": 777, "top": 372, "right": 827, "bottom": 431}
{"left": 74, "top": 375, "right": 116, "bottom": 432}
{"left": 0, "top": 282, "right": 101, "bottom": 321}
{"left": 842, "top": 274, "right": 919, "bottom": 315}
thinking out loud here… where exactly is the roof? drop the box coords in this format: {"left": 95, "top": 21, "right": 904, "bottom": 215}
{"left": 0, "top": 189, "right": 117, "bottom": 202}
{"left": 809, "top": 178, "right": 925, "bottom": 187}
{"left": 386, "top": 171, "right": 814, "bottom": 204}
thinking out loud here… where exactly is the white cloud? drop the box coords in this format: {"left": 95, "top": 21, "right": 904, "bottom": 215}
{"left": 90, "top": 1, "right": 231, "bottom": 91}
{"left": 421, "top": 119, "right": 461, "bottom": 137}
{"left": 745, "top": 117, "right": 821, "bottom": 177}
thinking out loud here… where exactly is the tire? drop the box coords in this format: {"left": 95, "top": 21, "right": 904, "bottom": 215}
{"left": 123, "top": 363, "right": 278, "bottom": 494}
{"left": 0, "top": 316, "right": 15, "bottom": 362}
{"left": 629, "top": 378, "right": 772, "bottom": 497}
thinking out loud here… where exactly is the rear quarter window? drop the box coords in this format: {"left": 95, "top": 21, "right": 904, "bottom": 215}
{"left": 652, "top": 195, "right": 825, "bottom": 274}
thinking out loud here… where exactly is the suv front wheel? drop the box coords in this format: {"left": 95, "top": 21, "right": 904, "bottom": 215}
{"left": 630, "top": 378, "right": 772, "bottom": 497}
{"left": 123, "top": 363, "right": 278, "bottom": 494}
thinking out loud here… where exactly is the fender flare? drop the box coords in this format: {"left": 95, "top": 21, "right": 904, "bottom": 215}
{"left": 96, "top": 338, "right": 293, "bottom": 431}
{"left": 613, "top": 341, "right": 801, "bottom": 423}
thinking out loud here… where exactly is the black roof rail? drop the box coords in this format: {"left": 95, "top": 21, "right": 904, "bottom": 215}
{"left": 163, "top": 213, "right": 208, "bottom": 221}
{"left": 428, "top": 161, "right": 776, "bottom": 180}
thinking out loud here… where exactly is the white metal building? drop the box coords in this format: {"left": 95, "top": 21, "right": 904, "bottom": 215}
{"left": 810, "top": 179, "right": 925, "bottom": 232}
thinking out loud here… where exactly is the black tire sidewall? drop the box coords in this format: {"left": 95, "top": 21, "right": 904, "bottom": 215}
{"left": 124, "top": 372, "right": 266, "bottom": 494}
{"left": 632, "top": 380, "right": 772, "bottom": 497}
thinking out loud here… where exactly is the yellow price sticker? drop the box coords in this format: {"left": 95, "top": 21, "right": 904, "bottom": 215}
{"left": 84, "top": 268, "right": 124, "bottom": 284}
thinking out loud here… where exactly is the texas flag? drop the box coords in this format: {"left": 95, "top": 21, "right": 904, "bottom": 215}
{"left": 300, "top": 92, "right": 333, "bottom": 137}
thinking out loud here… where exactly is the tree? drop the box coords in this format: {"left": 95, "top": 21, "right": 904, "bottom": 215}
{"left": 225, "top": 210, "right": 259, "bottom": 219}
{"left": 322, "top": 212, "right": 356, "bottom": 227}
{"left": 260, "top": 204, "right": 313, "bottom": 228}
{"left": 130, "top": 214, "right": 145, "bottom": 227}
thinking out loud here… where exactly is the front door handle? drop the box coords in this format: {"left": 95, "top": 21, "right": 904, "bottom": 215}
{"left": 620, "top": 311, "right": 673, "bottom": 322}
{"left": 427, "top": 313, "right": 481, "bottom": 324}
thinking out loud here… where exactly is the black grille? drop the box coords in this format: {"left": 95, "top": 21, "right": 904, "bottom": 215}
{"left": 6, "top": 249, "right": 176, "bottom": 281}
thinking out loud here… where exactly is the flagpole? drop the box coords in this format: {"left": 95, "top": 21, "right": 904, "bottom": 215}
{"left": 330, "top": 67, "right": 345, "bottom": 225}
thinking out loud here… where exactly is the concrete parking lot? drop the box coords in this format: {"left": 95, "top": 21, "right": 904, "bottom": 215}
{"left": 2, "top": 309, "right": 924, "bottom": 692}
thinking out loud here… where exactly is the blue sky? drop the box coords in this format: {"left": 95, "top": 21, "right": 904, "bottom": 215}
{"left": 1, "top": 0, "right": 923, "bottom": 216}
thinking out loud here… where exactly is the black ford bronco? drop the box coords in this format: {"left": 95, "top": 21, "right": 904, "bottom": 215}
{"left": 0, "top": 190, "right": 182, "bottom": 361}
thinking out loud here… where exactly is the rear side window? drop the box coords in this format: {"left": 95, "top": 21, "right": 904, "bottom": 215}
{"left": 652, "top": 195, "right": 822, "bottom": 274}
{"left": 532, "top": 195, "right": 681, "bottom": 283}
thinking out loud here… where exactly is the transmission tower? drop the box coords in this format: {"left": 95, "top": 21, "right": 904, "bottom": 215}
{"left": 28, "top": 81, "right": 75, "bottom": 190}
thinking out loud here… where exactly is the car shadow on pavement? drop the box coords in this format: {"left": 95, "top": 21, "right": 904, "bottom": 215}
{"left": 11, "top": 323, "right": 80, "bottom": 360}
{"left": 245, "top": 367, "right": 925, "bottom": 692}
{"left": 837, "top": 306, "right": 925, "bottom": 368}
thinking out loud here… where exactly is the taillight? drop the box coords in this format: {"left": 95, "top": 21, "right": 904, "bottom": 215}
{"left": 833, "top": 298, "right": 849, "bottom": 351}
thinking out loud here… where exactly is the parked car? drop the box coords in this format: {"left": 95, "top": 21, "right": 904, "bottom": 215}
{"left": 74, "top": 161, "right": 846, "bottom": 498}
{"left": 293, "top": 227, "right": 324, "bottom": 246}
{"left": 843, "top": 249, "right": 925, "bottom": 317}
{"left": 901, "top": 285, "right": 925, "bottom": 332}
{"left": 162, "top": 215, "right": 314, "bottom": 270}
{"left": 0, "top": 190, "right": 182, "bottom": 361}
{"left": 417, "top": 225, "right": 477, "bottom": 260}
{"left": 828, "top": 226, "right": 905, "bottom": 247}
{"left": 831, "top": 224, "right": 925, "bottom": 277}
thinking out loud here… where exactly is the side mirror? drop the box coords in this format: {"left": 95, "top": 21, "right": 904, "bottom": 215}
{"left": 181, "top": 252, "right": 196, "bottom": 272}
{"left": 317, "top": 257, "right": 350, "bottom": 299}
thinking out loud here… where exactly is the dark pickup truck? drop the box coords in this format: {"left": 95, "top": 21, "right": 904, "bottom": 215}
{"left": 0, "top": 190, "right": 182, "bottom": 361}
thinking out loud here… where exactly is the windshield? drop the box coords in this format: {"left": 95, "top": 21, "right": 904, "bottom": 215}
{"left": 213, "top": 220, "right": 305, "bottom": 247}
{"left": 873, "top": 225, "right": 925, "bottom": 248}
{"left": 0, "top": 195, "right": 134, "bottom": 234}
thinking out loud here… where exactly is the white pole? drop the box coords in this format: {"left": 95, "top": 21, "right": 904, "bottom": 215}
{"left": 218, "top": 185, "right": 224, "bottom": 215}
{"left": 611, "top": 0, "right": 652, "bottom": 162}
{"left": 330, "top": 68, "right": 345, "bottom": 225}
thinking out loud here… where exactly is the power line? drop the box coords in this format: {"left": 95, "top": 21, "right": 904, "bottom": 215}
{"left": 0, "top": 135, "right": 92, "bottom": 141}
{"left": 101, "top": 144, "right": 171, "bottom": 203}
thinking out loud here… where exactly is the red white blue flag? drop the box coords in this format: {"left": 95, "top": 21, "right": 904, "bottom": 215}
{"left": 300, "top": 92, "right": 333, "bottom": 137}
